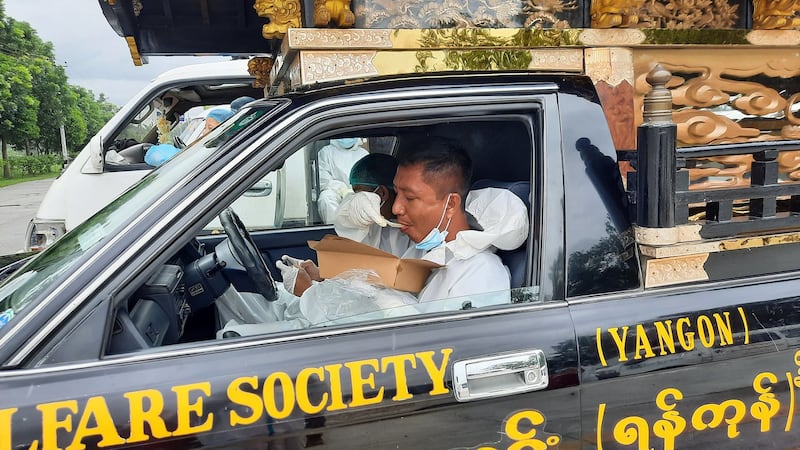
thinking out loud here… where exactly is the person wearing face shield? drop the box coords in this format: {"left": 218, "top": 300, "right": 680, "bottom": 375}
{"left": 316, "top": 137, "right": 369, "bottom": 223}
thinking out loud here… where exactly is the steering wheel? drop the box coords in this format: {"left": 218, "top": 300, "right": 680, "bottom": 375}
{"left": 219, "top": 208, "right": 278, "bottom": 301}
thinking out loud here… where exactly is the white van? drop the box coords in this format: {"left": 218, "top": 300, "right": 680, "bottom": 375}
{"left": 26, "top": 60, "right": 260, "bottom": 251}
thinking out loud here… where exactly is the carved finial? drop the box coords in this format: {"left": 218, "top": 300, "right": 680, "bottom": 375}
{"left": 643, "top": 64, "right": 673, "bottom": 124}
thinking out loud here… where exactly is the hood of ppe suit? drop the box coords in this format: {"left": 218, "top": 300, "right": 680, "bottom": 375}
{"left": 423, "top": 187, "right": 529, "bottom": 264}
{"left": 331, "top": 138, "right": 359, "bottom": 149}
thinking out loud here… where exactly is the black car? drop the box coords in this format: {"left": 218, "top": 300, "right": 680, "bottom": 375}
{"left": 2, "top": 72, "right": 800, "bottom": 449}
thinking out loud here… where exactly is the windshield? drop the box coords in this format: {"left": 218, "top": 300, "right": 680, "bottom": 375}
{"left": 0, "top": 103, "right": 281, "bottom": 333}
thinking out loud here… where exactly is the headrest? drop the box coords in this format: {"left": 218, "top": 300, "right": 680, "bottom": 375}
{"left": 471, "top": 179, "right": 530, "bottom": 209}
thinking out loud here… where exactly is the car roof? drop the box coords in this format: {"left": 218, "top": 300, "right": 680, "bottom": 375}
{"left": 150, "top": 59, "right": 252, "bottom": 84}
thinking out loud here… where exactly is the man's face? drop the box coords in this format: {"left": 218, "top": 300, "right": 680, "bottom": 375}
{"left": 392, "top": 164, "right": 450, "bottom": 243}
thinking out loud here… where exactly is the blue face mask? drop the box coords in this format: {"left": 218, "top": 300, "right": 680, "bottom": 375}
{"left": 415, "top": 194, "right": 452, "bottom": 251}
{"left": 332, "top": 138, "right": 357, "bottom": 149}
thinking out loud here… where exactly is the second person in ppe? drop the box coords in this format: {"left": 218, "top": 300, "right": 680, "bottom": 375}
{"left": 316, "top": 138, "right": 369, "bottom": 222}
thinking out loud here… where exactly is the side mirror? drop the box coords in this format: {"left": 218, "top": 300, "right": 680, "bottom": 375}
{"left": 81, "top": 134, "right": 104, "bottom": 174}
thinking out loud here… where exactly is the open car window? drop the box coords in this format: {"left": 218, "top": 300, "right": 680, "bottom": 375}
{"left": 94, "top": 112, "right": 540, "bottom": 361}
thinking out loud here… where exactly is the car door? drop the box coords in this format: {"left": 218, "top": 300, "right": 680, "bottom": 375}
{"left": 574, "top": 276, "right": 800, "bottom": 449}
{"left": 0, "top": 81, "right": 582, "bottom": 449}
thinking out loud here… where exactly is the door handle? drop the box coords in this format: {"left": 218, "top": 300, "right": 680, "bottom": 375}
{"left": 244, "top": 180, "right": 273, "bottom": 197}
{"left": 453, "top": 349, "right": 548, "bottom": 402}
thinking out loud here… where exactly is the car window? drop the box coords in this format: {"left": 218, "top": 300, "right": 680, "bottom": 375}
{"left": 116, "top": 101, "right": 158, "bottom": 143}
{"left": 0, "top": 104, "right": 283, "bottom": 336}
{"left": 206, "top": 136, "right": 396, "bottom": 232}
{"left": 102, "top": 115, "right": 540, "bottom": 359}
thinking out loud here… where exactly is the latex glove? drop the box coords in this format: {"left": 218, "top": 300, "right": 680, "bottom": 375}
{"left": 337, "top": 191, "right": 388, "bottom": 228}
{"left": 275, "top": 258, "right": 299, "bottom": 295}
{"left": 324, "top": 180, "right": 351, "bottom": 200}
{"left": 276, "top": 255, "right": 317, "bottom": 296}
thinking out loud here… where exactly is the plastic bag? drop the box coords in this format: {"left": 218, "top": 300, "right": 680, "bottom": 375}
{"left": 300, "top": 269, "right": 418, "bottom": 325}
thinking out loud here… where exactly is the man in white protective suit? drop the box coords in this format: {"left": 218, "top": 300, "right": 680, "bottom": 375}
{"left": 215, "top": 138, "right": 529, "bottom": 337}
{"left": 316, "top": 137, "right": 369, "bottom": 223}
{"left": 284, "top": 137, "right": 529, "bottom": 302}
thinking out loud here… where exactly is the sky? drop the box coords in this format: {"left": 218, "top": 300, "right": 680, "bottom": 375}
{"left": 4, "top": 0, "right": 228, "bottom": 106}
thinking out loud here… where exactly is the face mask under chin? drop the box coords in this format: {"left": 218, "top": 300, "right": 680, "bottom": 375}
{"left": 415, "top": 193, "right": 452, "bottom": 251}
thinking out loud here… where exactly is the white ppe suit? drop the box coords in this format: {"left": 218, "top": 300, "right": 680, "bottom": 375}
{"left": 335, "top": 187, "right": 529, "bottom": 301}
{"left": 216, "top": 187, "right": 529, "bottom": 336}
{"left": 317, "top": 138, "right": 369, "bottom": 222}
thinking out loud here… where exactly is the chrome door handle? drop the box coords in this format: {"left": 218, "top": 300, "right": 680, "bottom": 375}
{"left": 244, "top": 180, "right": 273, "bottom": 197}
{"left": 453, "top": 349, "right": 548, "bottom": 402}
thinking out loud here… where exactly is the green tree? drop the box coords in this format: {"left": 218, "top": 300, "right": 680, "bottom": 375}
{"left": 0, "top": 0, "right": 118, "bottom": 175}
{"left": 30, "top": 57, "right": 71, "bottom": 153}
{"left": 0, "top": 55, "right": 39, "bottom": 177}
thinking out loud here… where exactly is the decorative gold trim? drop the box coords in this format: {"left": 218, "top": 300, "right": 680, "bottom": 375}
{"left": 640, "top": 230, "right": 800, "bottom": 259}
{"left": 753, "top": 0, "right": 800, "bottom": 30}
{"left": 634, "top": 224, "right": 702, "bottom": 246}
{"left": 529, "top": 49, "right": 582, "bottom": 71}
{"left": 287, "top": 28, "right": 392, "bottom": 49}
{"left": 253, "top": 0, "right": 302, "bottom": 39}
{"left": 585, "top": 47, "right": 634, "bottom": 87}
{"left": 299, "top": 51, "right": 379, "bottom": 85}
{"left": 125, "top": 36, "right": 143, "bottom": 66}
{"left": 644, "top": 254, "right": 709, "bottom": 288}
{"left": 579, "top": 28, "right": 645, "bottom": 45}
{"left": 747, "top": 30, "right": 800, "bottom": 45}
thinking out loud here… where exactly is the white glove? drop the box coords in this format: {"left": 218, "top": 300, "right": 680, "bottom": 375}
{"left": 337, "top": 191, "right": 388, "bottom": 228}
{"left": 324, "top": 180, "right": 351, "bottom": 200}
{"left": 276, "top": 256, "right": 300, "bottom": 294}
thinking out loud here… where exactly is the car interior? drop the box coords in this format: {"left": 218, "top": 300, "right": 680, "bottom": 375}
{"left": 107, "top": 117, "right": 537, "bottom": 356}
{"left": 104, "top": 81, "right": 262, "bottom": 172}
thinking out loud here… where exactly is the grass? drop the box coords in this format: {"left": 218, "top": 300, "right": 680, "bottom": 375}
{"left": 0, "top": 170, "right": 59, "bottom": 188}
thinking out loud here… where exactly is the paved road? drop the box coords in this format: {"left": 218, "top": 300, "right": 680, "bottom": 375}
{"left": 0, "top": 179, "right": 54, "bottom": 255}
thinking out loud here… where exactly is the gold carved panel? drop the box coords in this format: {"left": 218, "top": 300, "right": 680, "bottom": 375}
{"left": 353, "top": 0, "right": 580, "bottom": 29}
{"left": 286, "top": 28, "right": 393, "bottom": 48}
{"left": 298, "top": 51, "right": 379, "bottom": 85}
{"left": 248, "top": 57, "right": 275, "bottom": 89}
{"left": 643, "top": 254, "right": 709, "bottom": 288}
{"left": 253, "top": 0, "right": 302, "bottom": 39}
{"left": 633, "top": 48, "right": 800, "bottom": 188}
{"left": 634, "top": 48, "right": 800, "bottom": 143}
{"left": 591, "top": 0, "right": 739, "bottom": 29}
{"left": 752, "top": 0, "right": 800, "bottom": 30}
{"left": 313, "top": 0, "right": 355, "bottom": 28}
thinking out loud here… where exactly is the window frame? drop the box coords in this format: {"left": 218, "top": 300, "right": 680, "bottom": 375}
{"left": 23, "top": 89, "right": 551, "bottom": 367}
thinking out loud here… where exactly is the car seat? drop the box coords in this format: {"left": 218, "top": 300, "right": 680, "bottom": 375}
{"left": 470, "top": 179, "right": 531, "bottom": 288}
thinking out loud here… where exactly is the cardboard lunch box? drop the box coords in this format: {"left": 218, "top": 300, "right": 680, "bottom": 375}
{"left": 308, "top": 235, "right": 441, "bottom": 293}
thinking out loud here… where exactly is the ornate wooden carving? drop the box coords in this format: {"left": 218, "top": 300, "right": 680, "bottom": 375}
{"left": 248, "top": 57, "right": 275, "bottom": 88}
{"left": 522, "top": 0, "right": 578, "bottom": 28}
{"left": 591, "top": 0, "right": 739, "bottom": 29}
{"left": 753, "top": 0, "right": 800, "bottom": 29}
{"left": 253, "top": 0, "right": 302, "bottom": 39}
{"left": 353, "top": 0, "right": 580, "bottom": 29}
{"left": 313, "top": 0, "right": 355, "bottom": 28}
{"left": 591, "top": 0, "right": 644, "bottom": 28}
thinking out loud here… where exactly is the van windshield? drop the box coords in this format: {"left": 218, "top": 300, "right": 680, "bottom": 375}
{"left": 0, "top": 103, "right": 281, "bottom": 334}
